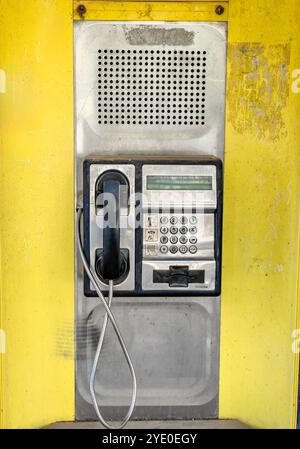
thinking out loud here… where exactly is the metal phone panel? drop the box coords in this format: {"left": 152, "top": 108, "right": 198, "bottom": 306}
{"left": 75, "top": 20, "right": 226, "bottom": 421}
{"left": 74, "top": 21, "right": 227, "bottom": 159}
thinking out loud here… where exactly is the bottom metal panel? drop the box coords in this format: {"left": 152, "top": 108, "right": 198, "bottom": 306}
{"left": 76, "top": 289, "right": 220, "bottom": 420}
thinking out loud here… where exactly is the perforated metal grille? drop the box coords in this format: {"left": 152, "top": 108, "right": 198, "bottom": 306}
{"left": 97, "top": 49, "right": 207, "bottom": 126}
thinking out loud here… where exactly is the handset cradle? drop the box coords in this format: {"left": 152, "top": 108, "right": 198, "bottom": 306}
{"left": 94, "top": 170, "right": 129, "bottom": 284}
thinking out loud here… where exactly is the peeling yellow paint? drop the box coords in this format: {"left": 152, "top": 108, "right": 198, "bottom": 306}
{"left": 227, "top": 43, "right": 290, "bottom": 142}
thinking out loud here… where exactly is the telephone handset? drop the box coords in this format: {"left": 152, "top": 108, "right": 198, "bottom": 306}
{"left": 94, "top": 170, "right": 130, "bottom": 284}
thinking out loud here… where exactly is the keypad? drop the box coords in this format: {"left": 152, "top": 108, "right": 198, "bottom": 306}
{"left": 144, "top": 213, "right": 204, "bottom": 257}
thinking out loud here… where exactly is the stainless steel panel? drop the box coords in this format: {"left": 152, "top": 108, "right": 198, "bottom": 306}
{"left": 74, "top": 21, "right": 227, "bottom": 159}
{"left": 75, "top": 20, "right": 226, "bottom": 420}
{"left": 76, "top": 297, "right": 219, "bottom": 409}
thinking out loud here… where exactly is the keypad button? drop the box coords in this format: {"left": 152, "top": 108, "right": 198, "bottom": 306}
{"left": 170, "top": 216, "right": 178, "bottom": 225}
{"left": 189, "top": 226, "right": 197, "bottom": 235}
{"left": 160, "top": 245, "right": 168, "bottom": 254}
{"left": 179, "top": 216, "right": 188, "bottom": 224}
{"left": 160, "top": 216, "right": 168, "bottom": 224}
{"left": 145, "top": 214, "right": 158, "bottom": 227}
{"left": 189, "top": 236, "right": 197, "bottom": 244}
{"left": 170, "top": 226, "right": 178, "bottom": 234}
{"left": 145, "top": 229, "right": 158, "bottom": 242}
{"left": 170, "top": 236, "right": 178, "bottom": 244}
{"left": 189, "top": 245, "right": 197, "bottom": 254}
{"left": 189, "top": 216, "right": 198, "bottom": 225}
{"left": 179, "top": 245, "right": 188, "bottom": 254}
{"left": 169, "top": 245, "right": 178, "bottom": 254}
{"left": 160, "top": 226, "right": 168, "bottom": 234}
{"left": 160, "top": 236, "right": 168, "bottom": 244}
{"left": 179, "top": 226, "right": 188, "bottom": 234}
{"left": 145, "top": 245, "right": 157, "bottom": 257}
{"left": 179, "top": 235, "right": 188, "bottom": 244}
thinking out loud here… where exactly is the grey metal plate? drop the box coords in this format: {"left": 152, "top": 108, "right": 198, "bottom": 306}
{"left": 74, "top": 21, "right": 227, "bottom": 159}
{"left": 74, "top": 20, "right": 226, "bottom": 421}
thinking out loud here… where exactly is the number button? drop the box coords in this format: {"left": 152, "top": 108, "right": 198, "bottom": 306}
{"left": 189, "top": 236, "right": 197, "bottom": 244}
{"left": 189, "top": 216, "right": 198, "bottom": 225}
{"left": 160, "top": 226, "right": 168, "bottom": 234}
{"left": 170, "top": 216, "right": 178, "bottom": 225}
{"left": 160, "top": 216, "right": 168, "bottom": 224}
{"left": 179, "top": 245, "right": 188, "bottom": 254}
{"left": 170, "top": 236, "right": 178, "bottom": 244}
{"left": 189, "top": 226, "right": 197, "bottom": 235}
{"left": 170, "top": 226, "right": 178, "bottom": 234}
{"left": 169, "top": 245, "right": 178, "bottom": 254}
{"left": 179, "top": 226, "right": 188, "bottom": 234}
{"left": 189, "top": 245, "right": 197, "bottom": 254}
{"left": 160, "top": 245, "right": 168, "bottom": 254}
{"left": 160, "top": 236, "right": 168, "bottom": 244}
{"left": 179, "top": 216, "right": 188, "bottom": 224}
{"left": 179, "top": 235, "right": 188, "bottom": 244}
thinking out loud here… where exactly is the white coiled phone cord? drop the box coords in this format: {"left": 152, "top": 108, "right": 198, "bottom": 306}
{"left": 77, "top": 209, "right": 137, "bottom": 429}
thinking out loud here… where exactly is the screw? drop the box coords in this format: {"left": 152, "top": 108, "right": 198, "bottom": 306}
{"left": 215, "top": 5, "right": 225, "bottom": 15}
{"left": 77, "top": 4, "right": 87, "bottom": 17}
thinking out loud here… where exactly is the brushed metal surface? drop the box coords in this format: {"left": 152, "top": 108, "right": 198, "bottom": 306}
{"left": 74, "top": 21, "right": 227, "bottom": 158}
{"left": 75, "top": 20, "right": 226, "bottom": 420}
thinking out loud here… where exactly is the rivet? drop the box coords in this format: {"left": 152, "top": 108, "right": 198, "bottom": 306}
{"left": 77, "top": 4, "right": 87, "bottom": 18}
{"left": 215, "top": 5, "right": 225, "bottom": 15}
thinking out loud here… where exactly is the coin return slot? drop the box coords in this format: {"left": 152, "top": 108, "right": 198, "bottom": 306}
{"left": 153, "top": 266, "right": 205, "bottom": 288}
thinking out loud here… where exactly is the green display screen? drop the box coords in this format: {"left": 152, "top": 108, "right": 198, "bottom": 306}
{"left": 147, "top": 175, "right": 212, "bottom": 190}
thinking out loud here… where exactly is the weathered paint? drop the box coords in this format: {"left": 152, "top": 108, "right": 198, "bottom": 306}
{"left": 0, "top": 0, "right": 74, "bottom": 428}
{"left": 73, "top": 0, "right": 229, "bottom": 22}
{"left": 219, "top": 0, "right": 300, "bottom": 429}
{"left": 227, "top": 43, "right": 290, "bottom": 142}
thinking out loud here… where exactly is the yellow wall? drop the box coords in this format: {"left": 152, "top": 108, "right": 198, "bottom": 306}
{"left": 219, "top": 0, "right": 300, "bottom": 429}
{"left": 0, "top": 0, "right": 74, "bottom": 428}
{"left": 0, "top": 0, "right": 299, "bottom": 429}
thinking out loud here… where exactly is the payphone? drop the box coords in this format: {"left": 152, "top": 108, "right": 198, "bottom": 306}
{"left": 82, "top": 157, "right": 222, "bottom": 296}
{"left": 77, "top": 156, "right": 222, "bottom": 428}
{"left": 75, "top": 19, "right": 226, "bottom": 428}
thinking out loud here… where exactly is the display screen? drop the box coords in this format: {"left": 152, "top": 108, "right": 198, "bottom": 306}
{"left": 146, "top": 175, "right": 212, "bottom": 190}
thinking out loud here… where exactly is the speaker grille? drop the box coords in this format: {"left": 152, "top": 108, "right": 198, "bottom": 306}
{"left": 97, "top": 49, "right": 207, "bottom": 126}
